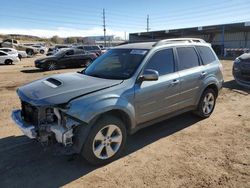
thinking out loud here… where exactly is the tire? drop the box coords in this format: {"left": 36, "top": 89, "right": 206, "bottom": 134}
{"left": 18, "top": 54, "right": 22, "bottom": 61}
{"left": 40, "top": 49, "right": 45, "bottom": 54}
{"left": 26, "top": 49, "right": 34, "bottom": 56}
{"left": 45, "top": 61, "right": 57, "bottom": 71}
{"left": 4, "top": 59, "right": 12, "bottom": 65}
{"left": 194, "top": 88, "right": 217, "bottom": 118}
{"left": 81, "top": 115, "right": 127, "bottom": 166}
{"left": 85, "top": 59, "right": 93, "bottom": 67}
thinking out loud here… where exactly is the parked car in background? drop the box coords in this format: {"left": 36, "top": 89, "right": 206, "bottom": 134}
{"left": 75, "top": 45, "right": 102, "bottom": 56}
{"left": 0, "top": 39, "right": 39, "bottom": 56}
{"left": 0, "top": 48, "right": 18, "bottom": 56}
{"left": 0, "top": 47, "right": 28, "bottom": 60}
{"left": 0, "top": 50, "right": 20, "bottom": 64}
{"left": 11, "top": 38, "right": 223, "bottom": 165}
{"left": 46, "top": 45, "right": 70, "bottom": 56}
{"left": 17, "top": 51, "right": 28, "bottom": 60}
{"left": 35, "top": 48, "right": 97, "bottom": 70}
{"left": 32, "top": 45, "right": 48, "bottom": 54}
{"left": 233, "top": 53, "right": 250, "bottom": 88}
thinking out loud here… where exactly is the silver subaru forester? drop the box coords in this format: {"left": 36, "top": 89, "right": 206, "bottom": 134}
{"left": 12, "top": 38, "right": 224, "bottom": 165}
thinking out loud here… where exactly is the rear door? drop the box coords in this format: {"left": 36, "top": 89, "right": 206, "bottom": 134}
{"left": 176, "top": 46, "right": 203, "bottom": 108}
{"left": 134, "top": 48, "right": 181, "bottom": 124}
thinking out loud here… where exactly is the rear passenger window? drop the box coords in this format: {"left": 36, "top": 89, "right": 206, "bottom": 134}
{"left": 177, "top": 47, "right": 200, "bottom": 70}
{"left": 145, "top": 49, "right": 175, "bottom": 76}
{"left": 196, "top": 46, "right": 216, "bottom": 65}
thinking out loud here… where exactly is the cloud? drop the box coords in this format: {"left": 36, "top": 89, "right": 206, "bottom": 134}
{"left": 0, "top": 27, "right": 126, "bottom": 38}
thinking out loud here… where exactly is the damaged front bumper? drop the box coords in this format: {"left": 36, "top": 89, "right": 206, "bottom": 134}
{"left": 11, "top": 108, "right": 78, "bottom": 146}
{"left": 11, "top": 110, "right": 37, "bottom": 139}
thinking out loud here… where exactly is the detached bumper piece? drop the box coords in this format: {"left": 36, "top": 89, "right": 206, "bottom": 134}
{"left": 11, "top": 110, "right": 37, "bottom": 139}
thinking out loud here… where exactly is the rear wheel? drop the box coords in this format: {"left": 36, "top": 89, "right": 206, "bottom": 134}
{"left": 26, "top": 49, "right": 34, "bottom": 56}
{"left": 4, "top": 59, "right": 13, "bottom": 65}
{"left": 81, "top": 115, "right": 127, "bottom": 165}
{"left": 194, "top": 88, "right": 216, "bottom": 118}
{"left": 18, "top": 54, "right": 22, "bottom": 61}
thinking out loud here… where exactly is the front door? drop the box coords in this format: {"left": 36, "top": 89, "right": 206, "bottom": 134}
{"left": 134, "top": 48, "right": 181, "bottom": 124}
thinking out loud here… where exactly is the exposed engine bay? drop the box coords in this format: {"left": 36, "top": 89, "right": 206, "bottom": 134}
{"left": 20, "top": 100, "right": 78, "bottom": 146}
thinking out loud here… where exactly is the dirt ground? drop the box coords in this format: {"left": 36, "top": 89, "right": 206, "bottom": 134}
{"left": 0, "top": 56, "right": 249, "bottom": 188}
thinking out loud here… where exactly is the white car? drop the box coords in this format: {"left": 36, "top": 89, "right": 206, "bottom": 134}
{"left": 17, "top": 51, "right": 28, "bottom": 59}
{"left": 0, "top": 48, "right": 18, "bottom": 55}
{"left": 32, "top": 45, "right": 47, "bottom": 54}
{"left": 0, "top": 47, "right": 27, "bottom": 60}
{"left": 0, "top": 50, "right": 20, "bottom": 64}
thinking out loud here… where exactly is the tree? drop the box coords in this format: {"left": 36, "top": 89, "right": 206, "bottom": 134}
{"left": 65, "top": 37, "right": 77, "bottom": 44}
{"left": 51, "top": 35, "right": 64, "bottom": 44}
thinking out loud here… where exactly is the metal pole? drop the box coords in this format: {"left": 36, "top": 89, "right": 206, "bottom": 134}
{"left": 103, "top": 8, "right": 106, "bottom": 47}
{"left": 221, "top": 25, "right": 225, "bottom": 57}
{"left": 146, "top": 15, "right": 150, "bottom": 32}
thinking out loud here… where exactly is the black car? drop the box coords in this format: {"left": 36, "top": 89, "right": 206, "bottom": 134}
{"left": 75, "top": 45, "right": 102, "bottom": 56}
{"left": 233, "top": 53, "right": 250, "bottom": 88}
{"left": 35, "top": 48, "right": 97, "bottom": 70}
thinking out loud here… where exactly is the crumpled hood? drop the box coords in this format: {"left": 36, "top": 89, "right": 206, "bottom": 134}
{"left": 17, "top": 72, "right": 122, "bottom": 106}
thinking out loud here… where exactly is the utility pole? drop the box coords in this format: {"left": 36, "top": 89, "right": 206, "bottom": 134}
{"left": 103, "top": 8, "right": 106, "bottom": 47}
{"left": 146, "top": 14, "right": 150, "bottom": 32}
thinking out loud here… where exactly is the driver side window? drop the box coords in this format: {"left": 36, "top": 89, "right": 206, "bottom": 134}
{"left": 145, "top": 49, "right": 175, "bottom": 76}
{"left": 65, "top": 50, "right": 74, "bottom": 56}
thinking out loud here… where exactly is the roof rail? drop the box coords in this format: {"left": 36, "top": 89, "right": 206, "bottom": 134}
{"left": 153, "top": 38, "right": 207, "bottom": 47}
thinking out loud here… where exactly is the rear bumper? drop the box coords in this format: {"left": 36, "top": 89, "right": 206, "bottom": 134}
{"left": 11, "top": 110, "right": 37, "bottom": 139}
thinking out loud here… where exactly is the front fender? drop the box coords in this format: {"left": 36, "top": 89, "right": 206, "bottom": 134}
{"left": 66, "top": 96, "right": 135, "bottom": 128}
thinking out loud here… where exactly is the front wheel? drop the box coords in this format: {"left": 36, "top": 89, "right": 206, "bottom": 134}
{"left": 81, "top": 115, "right": 127, "bottom": 166}
{"left": 194, "top": 88, "right": 216, "bottom": 118}
{"left": 4, "top": 59, "right": 13, "bottom": 65}
{"left": 85, "top": 59, "right": 93, "bottom": 67}
{"left": 45, "top": 61, "right": 57, "bottom": 71}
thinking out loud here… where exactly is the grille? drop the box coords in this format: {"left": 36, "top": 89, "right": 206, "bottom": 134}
{"left": 21, "top": 101, "right": 39, "bottom": 125}
{"left": 241, "top": 61, "right": 250, "bottom": 71}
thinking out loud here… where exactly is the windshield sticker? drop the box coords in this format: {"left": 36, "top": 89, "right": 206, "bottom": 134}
{"left": 130, "top": 50, "right": 147, "bottom": 55}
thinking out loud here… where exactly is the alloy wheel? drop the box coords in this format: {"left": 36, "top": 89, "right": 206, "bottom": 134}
{"left": 92, "top": 124, "right": 122, "bottom": 160}
{"left": 202, "top": 92, "right": 215, "bottom": 115}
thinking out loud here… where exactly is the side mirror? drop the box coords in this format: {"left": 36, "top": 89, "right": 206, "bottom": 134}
{"left": 139, "top": 69, "right": 159, "bottom": 81}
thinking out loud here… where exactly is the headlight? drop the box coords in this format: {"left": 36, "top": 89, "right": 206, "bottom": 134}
{"left": 46, "top": 108, "right": 57, "bottom": 123}
{"left": 234, "top": 58, "right": 241, "bottom": 64}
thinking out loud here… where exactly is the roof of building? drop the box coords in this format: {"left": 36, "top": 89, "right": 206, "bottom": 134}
{"left": 130, "top": 22, "right": 250, "bottom": 41}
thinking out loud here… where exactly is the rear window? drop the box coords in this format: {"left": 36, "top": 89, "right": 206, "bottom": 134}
{"left": 177, "top": 47, "right": 200, "bottom": 70}
{"left": 84, "top": 46, "right": 93, "bottom": 50}
{"left": 196, "top": 46, "right": 216, "bottom": 65}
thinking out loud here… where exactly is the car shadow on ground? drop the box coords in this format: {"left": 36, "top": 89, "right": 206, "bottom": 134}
{"left": 21, "top": 69, "right": 45, "bottom": 73}
{"left": 0, "top": 113, "right": 201, "bottom": 188}
{"left": 223, "top": 79, "right": 250, "bottom": 94}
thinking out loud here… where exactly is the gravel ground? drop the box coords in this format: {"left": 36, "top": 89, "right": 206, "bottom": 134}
{"left": 0, "top": 56, "right": 249, "bottom": 188}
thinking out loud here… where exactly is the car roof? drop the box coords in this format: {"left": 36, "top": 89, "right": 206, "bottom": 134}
{"left": 114, "top": 40, "right": 211, "bottom": 50}
{"left": 114, "top": 42, "right": 156, "bottom": 50}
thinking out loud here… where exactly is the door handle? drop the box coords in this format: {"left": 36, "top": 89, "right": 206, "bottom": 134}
{"left": 171, "top": 79, "right": 180, "bottom": 86}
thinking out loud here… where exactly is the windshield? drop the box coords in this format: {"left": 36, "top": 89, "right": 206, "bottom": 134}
{"left": 84, "top": 49, "right": 148, "bottom": 79}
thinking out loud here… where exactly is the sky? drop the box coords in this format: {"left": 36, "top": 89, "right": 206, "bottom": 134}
{"left": 0, "top": 0, "right": 250, "bottom": 39}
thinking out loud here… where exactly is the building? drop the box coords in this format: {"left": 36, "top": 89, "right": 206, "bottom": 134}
{"left": 129, "top": 22, "right": 250, "bottom": 56}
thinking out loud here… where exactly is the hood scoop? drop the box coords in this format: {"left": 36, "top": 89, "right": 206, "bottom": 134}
{"left": 43, "top": 78, "right": 62, "bottom": 88}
